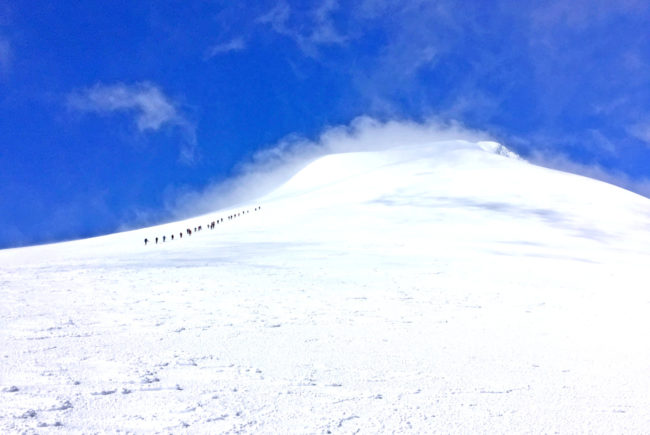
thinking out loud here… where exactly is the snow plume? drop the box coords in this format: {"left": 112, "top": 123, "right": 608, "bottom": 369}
{"left": 68, "top": 82, "right": 197, "bottom": 163}
{"left": 167, "top": 117, "right": 496, "bottom": 218}
{"left": 529, "top": 150, "right": 650, "bottom": 199}
{"left": 205, "top": 37, "right": 246, "bottom": 59}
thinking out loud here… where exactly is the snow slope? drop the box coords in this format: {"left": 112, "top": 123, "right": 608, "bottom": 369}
{"left": 1, "top": 140, "right": 650, "bottom": 433}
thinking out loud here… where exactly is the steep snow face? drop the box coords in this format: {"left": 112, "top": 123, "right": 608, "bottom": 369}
{"left": 1, "top": 140, "right": 650, "bottom": 433}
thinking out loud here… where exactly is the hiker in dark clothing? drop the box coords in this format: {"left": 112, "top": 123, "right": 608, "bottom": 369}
{"left": 144, "top": 238, "right": 148, "bottom": 245}
{"left": 171, "top": 234, "right": 174, "bottom": 240}
{"left": 163, "top": 235, "right": 166, "bottom": 242}
{"left": 155, "top": 237, "right": 158, "bottom": 244}
{"left": 180, "top": 232, "right": 183, "bottom": 239}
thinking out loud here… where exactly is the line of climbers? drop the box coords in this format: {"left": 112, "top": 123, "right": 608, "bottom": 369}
{"left": 144, "top": 206, "right": 262, "bottom": 246}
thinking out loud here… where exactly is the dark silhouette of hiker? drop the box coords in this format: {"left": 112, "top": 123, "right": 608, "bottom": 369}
{"left": 163, "top": 235, "right": 166, "bottom": 242}
{"left": 144, "top": 238, "right": 148, "bottom": 245}
{"left": 171, "top": 234, "right": 174, "bottom": 240}
{"left": 180, "top": 232, "right": 183, "bottom": 239}
{"left": 155, "top": 237, "right": 158, "bottom": 244}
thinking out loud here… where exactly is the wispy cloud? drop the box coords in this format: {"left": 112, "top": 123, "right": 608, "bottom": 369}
{"left": 69, "top": 82, "right": 178, "bottom": 131}
{"left": 526, "top": 0, "right": 650, "bottom": 115}
{"left": 257, "top": 0, "right": 346, "bottom": 58}
{"left": 309, "top": 0, "right": 346, "bottom": 45}
{"left": 204, "top": 1, "right": 650, "bottom": 189}
{"left": 254, "top": 1, "right": 460, "bottom": 117}
{"left": 166, "top": 117, "right": 492, "bottom": 219}
{"left": 68, "top": 82, "right": 197, "bottom": 163}
{"left": 529, "top": 147, "right": 650, "bottom": 199}
{"left": 627, "top": 122, "right": 650, "bottom": 146}
{"left": 205, "top": 37, "right": 246, "bottom": 59}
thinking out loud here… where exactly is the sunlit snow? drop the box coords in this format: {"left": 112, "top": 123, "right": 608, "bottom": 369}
{"left": 2, "top": 140, "right": 650, "bottom": 433}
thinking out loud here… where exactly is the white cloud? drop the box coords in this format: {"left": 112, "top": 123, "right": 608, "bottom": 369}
{"left": 205, "top": 37, "right": 246, "bottom": 59}
{"left": 69, "top": 82, "right": 177, "bottom": 131}
{"left": 257, "top": 1, "right": 346, "bottom": 58}
{"left": 166, "top": 116, "right": 492, "bottom": 218}
{"left": 68, "top": 82, "right": 197, "bottom": 163}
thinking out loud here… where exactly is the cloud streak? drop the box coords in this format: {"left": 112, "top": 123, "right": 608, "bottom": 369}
{"left": 69, "top": 82, "right": 179, "bottom": 131}
{"left": 257, "top": 0, "right": 346, "bottom": 58}
{"left": 68, "top": 82, "right": 197, "bottom": 163}
{"left": 627, "top": 123, "right": 650, "bottom": 147}
{"left": 205, "top": 37, "right": 246, "bottom": 59}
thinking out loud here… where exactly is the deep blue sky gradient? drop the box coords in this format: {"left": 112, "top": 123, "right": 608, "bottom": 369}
{"left": 2, "top": 0, "right": 650, "bottom": 248}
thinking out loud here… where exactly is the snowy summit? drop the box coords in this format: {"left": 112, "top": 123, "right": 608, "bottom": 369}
{"left": 1, "top": 138, "right": 650, "bottom": 433}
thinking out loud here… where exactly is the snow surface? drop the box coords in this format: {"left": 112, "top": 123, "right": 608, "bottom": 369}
{"left": 2, "top": 140, "right": 650, "bottom": 433}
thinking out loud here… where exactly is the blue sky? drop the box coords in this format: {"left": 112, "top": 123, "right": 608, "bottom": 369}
{"left": 2, "top": 0, "right": 650, "bottom": 248}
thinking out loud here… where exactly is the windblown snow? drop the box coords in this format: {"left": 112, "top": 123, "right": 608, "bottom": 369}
{"left": 2, "top": 140, "right": 650, "bottom": 433}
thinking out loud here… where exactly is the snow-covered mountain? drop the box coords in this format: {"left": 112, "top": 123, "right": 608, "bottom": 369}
{"left": 2, "top": 140, "right": 650, "bottom": 433}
